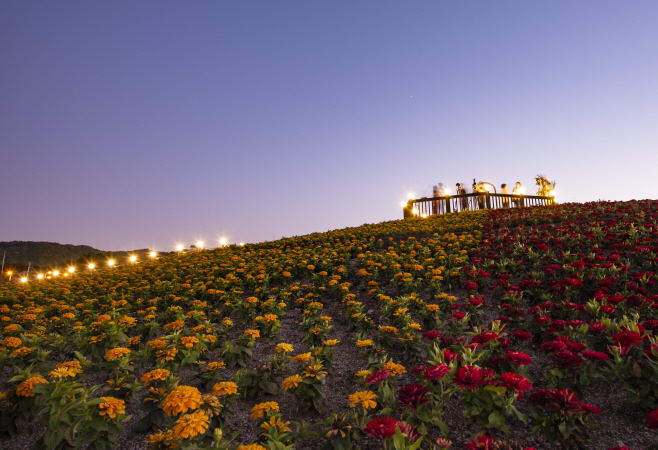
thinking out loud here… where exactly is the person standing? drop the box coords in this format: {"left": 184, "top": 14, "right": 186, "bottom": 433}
{"left": 456, "top": 183, "right": 469, "bottom": 211}
{"left": 512, "top": 182, "right": 523, "bottom": 207}
{"left": 501, "top": 183, "right": 510, "bottom": 208}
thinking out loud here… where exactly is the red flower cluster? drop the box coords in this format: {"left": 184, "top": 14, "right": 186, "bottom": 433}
{"left": 453, "top": 365, "right": 483, "bottom": 390}
{"left": 646, "top": 409, "right": 658, "bottom": 429}
{"left": 397, "top": 383, "right": 429, "bottom": 409}
{"left": 422, "top": 330, "right": 442, "bottom": 340}
{"left": 582, "top": 350, "right": 609, "bottom": 361}
{"left": 527, "top": 389, "right": 600, "bottom": 417}
{"left": 471, "top": 331, "right": 499, "bottom": 344}
{"left": 364, "top": 417, "right": 397, "bottom": 439}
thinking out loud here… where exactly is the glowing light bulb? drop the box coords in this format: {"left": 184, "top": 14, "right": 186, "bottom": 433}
{"left": 150, "top": 251, "right": 156, "bottom": 258}
{"left": 108, "top": 260, "right": 115, "bottom": 266}
{"left": 176, "top": 245, "right": 183, "bottom": 252}
{"left": 129, "top": 256, "right": 137, "bottom": 263}
{"left": 21, "top": 277, "right": 27, "bottom": 282}
{"left": 239, "top": 242, "right": 245, "bottom": 246}
{"left": 53, "top": 270, "right": 59, "bottom": 276}
{"left": 219, "top": 238, "right": 227, "bottom": 246}
{"left": 88, "top": 263, "right": 95, "bottom": 269}
{"left": 68, "top": 267, "right": 75, "bottom": 273}
{"left": 37, "top": 274, "right": 43, "bottom": 279}
{"left": 197, "top": 241, "right": 204, "bottom": 249}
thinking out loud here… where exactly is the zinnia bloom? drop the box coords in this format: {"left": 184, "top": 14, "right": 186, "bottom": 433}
{"left": 141, "top": 369, "right": 170, "bottom": 386}
{"left": 212, "top": 382, "right": 238, "bottom": 396}
{"left": 366, "top": 370, "right": 390, "bottom": 385}
{"left": 453, "top": 365, "right": 484, "bottom": 390}
{"left": 645, "top": 409, "right": 658, "bottom": 429}
{"left": 291, "top": 352, "right": 312, "bottom": 363}
{"left": 98, "top": 397, "right": 125, "bottom": 419}
{"left": 512, "top": 331, "right": 532, "bottom": 341}
{"left": 250, "top": 401, "right": 279, "bottom": 419}
{"left": 498, "top": 372, "right": 532, "bottom": 398}
{"left": 16, "top": 377, "right": 48, "bottom": 397}
{"left": 348, "top": 390, "right": 377, "bottom": 409}
{"left": 466, "top": 435, "right": 494, "bottom": 450}
{"left": 383, "top": 362, "right": 406, "bottom": 376}
{"left": 582, "top": 351, "right": 610, "bottom": 361}
{"left": 505, "top": 351, "right": 532, "bottom": 367}
{"left": 422, "top": 330, "right": 442, "bottom": 340}
{"left": 471, "top": 332, "right": 499, "bottom": 344}
{"left": 173, "top": 410, "right": 209, "bottom": 439}
{"left": 105, "top": 347, "right": 131, "bottom": 360}
{"left": 397, "top": 383, "right": 429, "bottom": 409}
{"left": 3, "top": 337, "right": 22, "bottom": 348}
{"left": 276, "top": 343, "right": 294, "bottom": 353}
{"left": 612, "top": 330, "right": 643, "bottom": 347}
{"left": 282, "top": 375, "right": 302, "bottom": 391}
{"left": 423, "top": 364, "right": 450, "bottom": 381}
{"left": 162, "top": 385, "right": 202, "bottom": 416}
{"left": 364, "top": 417, "right": 397, "bottom": 439}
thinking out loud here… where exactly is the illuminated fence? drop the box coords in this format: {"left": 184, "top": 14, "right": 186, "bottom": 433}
{"left": 403, "top": 193, "right": 555, "bottom": 218}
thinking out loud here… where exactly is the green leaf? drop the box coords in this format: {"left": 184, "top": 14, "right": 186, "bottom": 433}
{"left": 90, "top": 417, "right": 109, "bottom": 431}
{"left": 259, "top": 380, "right": 279, "bottom": 395}
{"left": 487, "top": 410, "right": 506, "bottom": 429}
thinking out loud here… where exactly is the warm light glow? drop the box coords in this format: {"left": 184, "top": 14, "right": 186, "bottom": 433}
{"left": 444, "top": 188, "right": 451, "bottom": 195}
{"left": 68, "top": 267, "right": 75, "bottom": 273}
{"left": 88, "top": 263, "right": 95, "bottom": 269}
{"left": 219, "top": 238, "right": 227, "bottom": 246}
{"left": 53, "top": 270, "right": 59, "bottom": 276}
{"left": 37, "top": 274, "right": 43, "bottom": 279}
{"left": 407, "top": 193, "right": 414, "bottom": 200}
{"left": 21, "top": 277, "right": 27, "bottom": 282}
{"left": 108, "top": 260, "right": 115, "bottom": 266}
{"left": 176, "top": 244, "right": 183, "bottom": 252}
{"left": 481, "top": 184, "right": 491, "bottom": 192}
{"left": 7, "top": 271, "right": 11, "bottom": 275}
{"left": 64, "top": 273, "right": 68, "bottom": 277}
{"left": 197, "top": 241, "right": 204, "bottom": 249}
{"left": 400, "top": 201, "right": 407, "bottom": 207}
{"left": 150, "top": 251, "right": 157, "bottom": 258}
{"left": 239, "top": 242, "right": 245, "bottom": 246}
{"left": 129, "top": 255, "right": 137, "bottom": 263}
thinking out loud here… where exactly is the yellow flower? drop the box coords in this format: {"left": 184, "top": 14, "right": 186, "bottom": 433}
{"left": 356, "top": 340, "right": 373, "bottom": 347}
{"left": 282, "top": 375, "right": 302, "bottom": 391}
{"left": 212, "top": 382, "right": 238, "bottom": 396}
{"left": 250, "top": 401, "right": 279, "bottom": 419}
{"left": 303, "top": 364, "right": 327, "bottom": 380}
{"left": 355, "top": 370, "right": 372, "bottom": 379}
{"left": 323, "top": 339, "right": 340, "bottom": 346}
{"left": 381, "top": 326, "right": 398, "bottom": 334}
{"left": 99, "top": 397, "right": 125, "bottom": 418}
{"left": 164, "top": 320, "right": 185, "bottom": 331}
{"left": 384, "top": 362, "right": 406, "bottom": 376}
{"left": 408, "top": 322, "right": 421, "bottom": 330}
{"left": 10, "top": 347, "right": 31, "bottom": 358}
{"left": 162, "top": 385, "right": 202, "bottom": 416}
{"left": 49, "top": 367, "right": 77, "bottom": 379}
{"left": 237, "top": 445, "right": 267, "bottom": 450}
{"left": 206, "top": 361, "right": 226, "bottom": 371}
{"left": 244, "top": 329, "right": 260, "bottom": 339}
{"left": 105, "top": 347, "right": 131, "bottom": 360}
{"left": 348, "top": 390, "right": 377, "bottom": 409}
{"left": 291, "top": 352, "right": 312, "bottom": 363}
{"left": 426, "top": 304, "right": 440, "bottom": 312}
{"left": 260, "top": 415, "right": 291, "bottom": 434}
{"left": 141, "top": 369, "right": 171, "bottom": 386}
{"left": 276, "top": 343, "right": 294, "bottom": 353}
{"left": 173, "top": 410, "right": 209, "bottom": 439}
{"left": 16, "top": 377, "right": 48, "bottom": 397}
{"left": 180, "top": 336, "right": 199, "bottom": 348}
{"left": 144, "top": 429, "right": 176, "bottom": 449}
{"left": 157, "top": 347, "right": 178, "bottom": 363}
{"left": 223, "top": 318, "right": 234, "bottom": 327}
{"left": 3, "top": 337, "right": 21, "bottom": 348}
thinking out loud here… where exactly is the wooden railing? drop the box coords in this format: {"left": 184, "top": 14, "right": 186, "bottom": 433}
{"left": 403, "top": 193, "right": 555, "bottom": 218}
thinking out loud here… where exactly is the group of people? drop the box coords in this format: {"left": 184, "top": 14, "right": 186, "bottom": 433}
{"left": 430, "top": 181, "right": 525, "bottom": 214}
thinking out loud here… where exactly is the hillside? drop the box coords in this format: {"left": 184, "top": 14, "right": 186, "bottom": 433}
{"left": 1, "top": 200, "right": 657, "bottom": 450}
{"left": 0, "top": 241, "right": 167, "bottom": 270}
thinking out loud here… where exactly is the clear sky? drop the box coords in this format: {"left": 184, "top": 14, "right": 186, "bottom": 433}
{"left": 2, "top": 1, "right": 657, "bottom": 251}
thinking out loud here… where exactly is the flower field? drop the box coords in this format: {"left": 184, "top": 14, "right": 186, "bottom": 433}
{"left": 2, "top": 200, "right": 658, "bottom": 450}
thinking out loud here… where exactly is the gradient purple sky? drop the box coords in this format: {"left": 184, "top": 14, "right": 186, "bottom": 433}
{"left": 2, "top": 2, "right": 657, "bottom": 251}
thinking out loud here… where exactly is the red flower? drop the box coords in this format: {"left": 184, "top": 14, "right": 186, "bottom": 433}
{"left": 423, "top": 364, "right": 450, "bottom": 381}
{"left": 452, "top": 311, "right": 466, "bottom": 320}
{"left": 471, "top": 331, "right": 499, "bottom": 344}
{"left": 600, "top": 305, "right": 616, "bottom": 314}
{"left": 582, "top": 350, "right": 609, "bottom": 361}
{"left": 466, "top": 435, "right": 494, "bottom": 450}
{"left": 498, "top": 372, "right": 532, "bottom": 398}
{"left": 646, "top": 409, "right": 658, "bottom": 429}
{"left": 396, "top": 421, "right": 419, "bottom": 441}
{"left": 535, "top": 316, "right": 551, "bottom": 324}
{"left": 512, "top": 330, "right": 532, "bottom": 341}
{"left": 565, "top": 341, "right": 587, "bottom": 353}
{"left": 422, "top": 330, "right": 442, "bottom": 340}
{"left": 612, "top": 330, "right": 643, "bottom": 347}
{"left": 551, "top": 349, "right": 583, "bottom": 368}
{"left": 541, "top": 341, "right": 566, "bottom": 352}
{"left": 453, "top": 365, "right": 484, "bottom": 390}
{"left": 411, "top": 365, "right": 429, "bottom": 374}
{"left": 443, "top": 349, "right": 461, "bottom": 363}
{"left": 397, "top": 383, "right": 429, "bottom": 409}
{"left": 364, "top": 417, "right": 397, "bottom": 439}
{"left": 468, "top": 297, "right": 484, "bottom": 307}
{"left": 644, "top": 344, "right": 658, "bottom": 358}
{"left": 366, "top": 370, "right": 390, "bottom": 385}
{"left": 588, "top": 322, "right": 607, "bottom": 333}
{"left": 505, "top": 351, "right": 532, "bottom": 367}
{"left": 580, "top": 402, "right": 601, "bottom": 415}
{"left": 465, "top": 283, "right": 478, "bottom": 290}
{"left": 527, "top": 389, "right": 554, "bottom": 405}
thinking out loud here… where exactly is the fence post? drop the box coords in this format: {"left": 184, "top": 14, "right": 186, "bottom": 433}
{"left": 445, "top": 196, "right": 451, "bottom": 213}
{"left": 485, "top": 192, "right": 491, "bottom": 209}
{"left": 519, "top": 195, "right": 525, "bottom": 207}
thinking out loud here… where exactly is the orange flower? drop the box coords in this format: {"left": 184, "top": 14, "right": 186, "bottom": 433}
{"left": 163, "top": 386, "right": 202, "bottom": 416}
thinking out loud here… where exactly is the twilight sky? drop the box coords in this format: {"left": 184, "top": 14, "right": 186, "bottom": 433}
{"left": 2, "top": 1, "right": 657, "bottom": 251}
